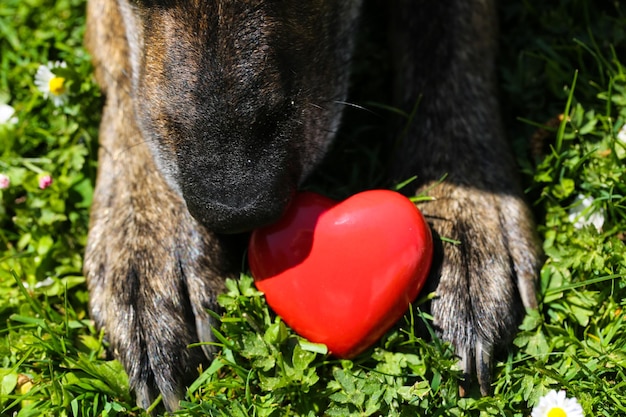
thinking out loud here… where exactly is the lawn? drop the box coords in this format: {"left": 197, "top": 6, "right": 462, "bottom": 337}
{"left": 1, "top": 0, "right": 626, "bottom": 416}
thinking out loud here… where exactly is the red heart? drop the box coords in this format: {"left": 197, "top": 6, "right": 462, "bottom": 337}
{"left": 248, "top": 190, "right": 433, "bottom": 358}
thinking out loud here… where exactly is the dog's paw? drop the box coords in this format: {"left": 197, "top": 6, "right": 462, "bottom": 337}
{"left": 416, "top": 182, "right": 541, "bottom": 395}
{"left": 84, "top": 154, "right": 236, "bottom": 411}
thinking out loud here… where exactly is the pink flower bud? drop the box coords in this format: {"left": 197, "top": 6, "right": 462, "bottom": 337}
{"left": 38, "top": 174, "right": 53, "bottom": 190}
{"left": 0, "top": 174, "right": 9, "bottom": 189}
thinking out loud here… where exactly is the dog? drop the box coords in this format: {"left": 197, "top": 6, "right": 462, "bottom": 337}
{"left": 84, "top": 0, "right": 542, "bottom": 411}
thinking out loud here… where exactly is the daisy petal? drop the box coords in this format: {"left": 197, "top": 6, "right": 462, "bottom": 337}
{"left": 0, "top": 103, "right": 17, "bottom": 125}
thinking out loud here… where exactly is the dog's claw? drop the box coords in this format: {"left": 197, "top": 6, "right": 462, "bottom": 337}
{"left": 458, "top": 346, "right": 472, "bottom": 397}
{"left": 134, "top": 382, "right": 152, "bottom": 411}
{"left": 475, "top": 339, "right": 494, "bottom": 396}
{"left": 457, "top": 339, "right": 494, "bottom": 397}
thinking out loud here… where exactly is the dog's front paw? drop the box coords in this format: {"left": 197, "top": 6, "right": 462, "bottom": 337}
{"left": 417, "top": 182, "right": 541, "bottom": 395}
{"left": 84, "top": 154, "right": 236, "bottom": 411}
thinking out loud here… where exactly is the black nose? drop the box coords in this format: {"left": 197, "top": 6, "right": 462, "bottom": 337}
{"left": 183, "top": 186, "right": 293, "bottom": 234}
{"left": 180, "top": 168, "right": 295, "bottom": 234}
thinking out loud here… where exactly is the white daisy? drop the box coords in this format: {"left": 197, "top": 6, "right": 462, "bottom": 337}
{"left": 0, "top": 103, "right": 17, "bottom": 125}
{"left": 34, "top": 61, "right": 69, "bottom": 107}
{"left": 567, "top": 194, "right": 605, "bottom": 232}
{"left": 531, "top": 390, "right": 584, "bottom": 417}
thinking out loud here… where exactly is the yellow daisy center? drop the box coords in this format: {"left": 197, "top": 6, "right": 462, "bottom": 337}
{"left": 547, "top": 407, "right": 567, "bottom": 417}
{"left": 49, "top": 76, "right": 66, "bottom": 96}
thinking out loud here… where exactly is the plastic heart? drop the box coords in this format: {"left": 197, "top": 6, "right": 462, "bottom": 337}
{"left": 248, "top": 190, "right": 433, "bottom": 358}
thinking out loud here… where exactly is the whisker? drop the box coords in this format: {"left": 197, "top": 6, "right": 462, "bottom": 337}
{"left": 333, "top": 100, "right": 377, "bottom": 115}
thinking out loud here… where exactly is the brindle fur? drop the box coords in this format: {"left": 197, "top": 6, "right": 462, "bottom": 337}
{"left": 85, "top": 0, "right": 541, "bottom": 411}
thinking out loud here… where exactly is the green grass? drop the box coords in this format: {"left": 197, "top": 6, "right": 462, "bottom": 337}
{"left": 1, "top": 0, "right": 626, "bottom": 416}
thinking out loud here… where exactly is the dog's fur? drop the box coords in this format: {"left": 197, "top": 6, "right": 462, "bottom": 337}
{"left": 84, "top": 0, "right": 542, "bottom": 411}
